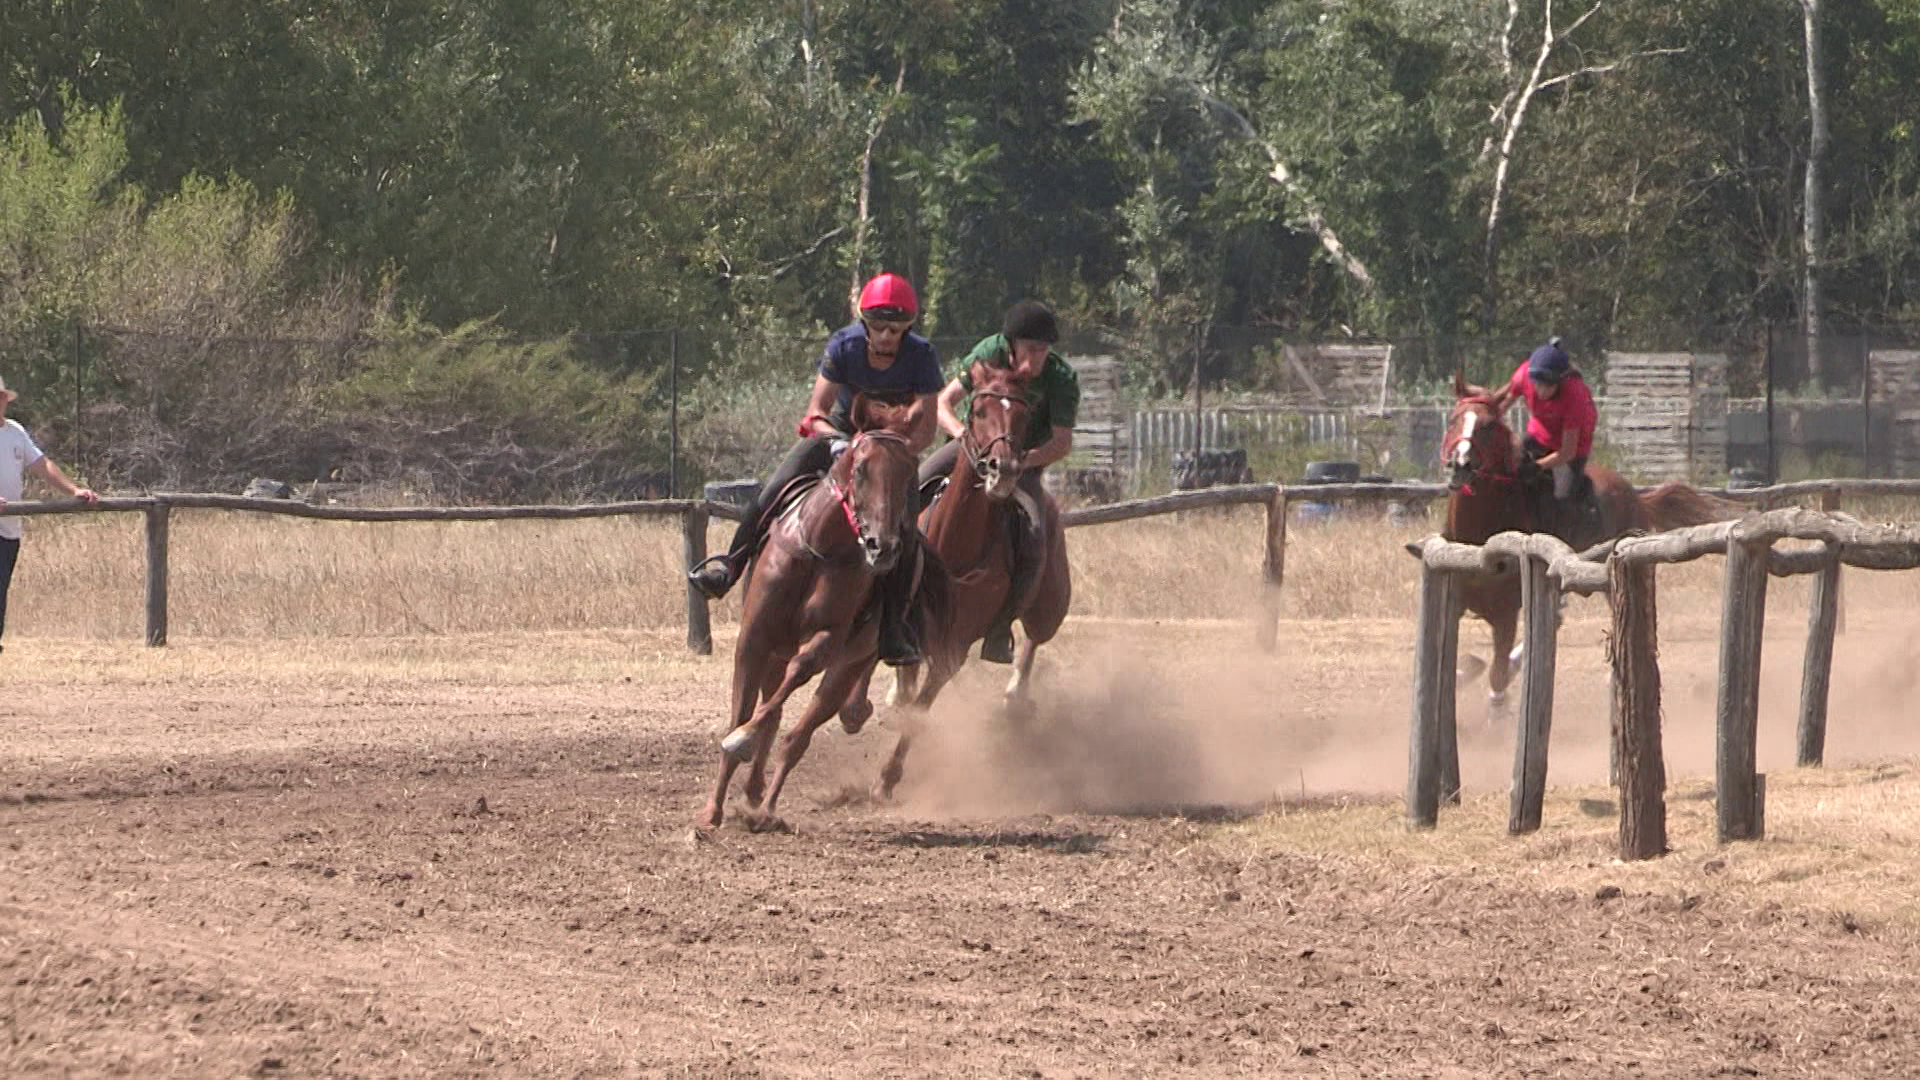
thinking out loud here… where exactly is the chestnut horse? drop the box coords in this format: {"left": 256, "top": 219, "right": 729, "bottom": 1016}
{"left": 1444, "top": 372, "right": 1735, "bottom": 711}
{"left": 701, "top": 395, "right": 922, "bottom": 829}
{"left": 876, "top": 360, "right": 1072, "bottom": 798}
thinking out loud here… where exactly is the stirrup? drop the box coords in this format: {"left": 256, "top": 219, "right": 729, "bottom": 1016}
{"left": 687, "top": 553, "right": 739, "bottom": 600}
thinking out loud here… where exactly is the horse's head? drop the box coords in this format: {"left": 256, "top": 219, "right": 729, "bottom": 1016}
{"left": 961, "top": 361, "right": 1034, "bottom": 501}
{"left": 1445, "top": 371, "right": 1515, "bottom": 493}
{"left": 832, "top": 393, "right": 919, "bottom": 572}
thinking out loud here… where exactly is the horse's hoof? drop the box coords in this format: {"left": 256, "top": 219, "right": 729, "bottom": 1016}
{"left": 699, "top": 805, "right": 724, "bottom": 829}
{"left": 719, "top": 727, "right": 755, "bottom": 762}
{"left": 839, "top": 701, "right": 874, "bottom": 735}
{"left": 746, "top": 812, "right": 791, "bottom": 835}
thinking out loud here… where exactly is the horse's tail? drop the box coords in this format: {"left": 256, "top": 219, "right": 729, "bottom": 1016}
{"left": 1639, "top": 482, "right": 1744, "bottom": 532}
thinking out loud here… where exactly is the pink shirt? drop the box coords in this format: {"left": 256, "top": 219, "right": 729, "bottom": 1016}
{"left": 1507, "top": 363, "right": 1596, "bottom": 457}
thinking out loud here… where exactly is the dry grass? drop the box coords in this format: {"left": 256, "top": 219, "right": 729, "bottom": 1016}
{"left": 11, "top": 494, "right": 1920, "bottom": 640}
{"left": 1224, "top": 763, "right": 1920, "bottom": 932}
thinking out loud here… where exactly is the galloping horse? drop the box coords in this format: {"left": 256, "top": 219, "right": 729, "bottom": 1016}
{"left": 876, "top": 360, "right": 1072, "bottom": 798}
{"left": 702, "top": 394, "right": 923, "bottom": 829}
{"left": 1445, "top": 372, "right": 1734, "bottom": 709}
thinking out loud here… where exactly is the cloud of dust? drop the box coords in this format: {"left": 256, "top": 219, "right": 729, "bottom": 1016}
{"left": 869, "top": 634, "right": 1424, "bottom": 819}
{"left": 827, "top": 600, "right": 1920, "bottom": 821}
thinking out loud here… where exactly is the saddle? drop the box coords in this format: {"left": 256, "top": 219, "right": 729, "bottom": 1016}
{"left": 1523, "top": 467, "right": 1602, "bottom": 546}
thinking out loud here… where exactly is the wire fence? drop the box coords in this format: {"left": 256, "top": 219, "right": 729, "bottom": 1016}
{"left": 1, "top": 322, "right": 1916, "bottom": 503}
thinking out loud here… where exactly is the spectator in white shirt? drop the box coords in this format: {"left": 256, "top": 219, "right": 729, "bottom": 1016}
{"left": 0, "top": 375, "right": 99, "bottom": 650}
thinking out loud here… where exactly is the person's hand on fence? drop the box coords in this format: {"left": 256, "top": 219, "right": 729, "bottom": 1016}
{"left": 73, "top": 487, "right": 98, "bottom": 504}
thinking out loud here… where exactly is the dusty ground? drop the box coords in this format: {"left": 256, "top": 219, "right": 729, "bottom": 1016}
{"left": 5, "top": 615, "right": 1920, "bottom": 1078}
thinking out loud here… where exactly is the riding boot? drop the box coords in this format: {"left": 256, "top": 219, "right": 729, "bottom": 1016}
{"left": 687, "top": 515, "right": 762, "bottom": 600}
{"left": 876, "top": 542, "right": 923, "bottom": 667}
{"left": 980, "top": 516, "right": 1040, "bottom": 666}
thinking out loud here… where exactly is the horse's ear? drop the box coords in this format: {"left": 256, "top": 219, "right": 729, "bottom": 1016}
{"left": 849, "top": 392, "right": 873, "bottom": 433}
{"left": 1452, "top": 369, "right": 1469, "bottom": 399}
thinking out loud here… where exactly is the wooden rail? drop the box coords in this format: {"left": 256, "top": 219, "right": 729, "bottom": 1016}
{"left": 1408, "top": 499, "right": 1920, "bottom": 859}
{"left": 7, "top": 475, "right": 1918, "bottom": 668}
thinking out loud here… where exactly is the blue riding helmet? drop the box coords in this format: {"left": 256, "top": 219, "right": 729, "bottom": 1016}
{"left": 1528, "top": 341, "right": 1571, "bottom": 384}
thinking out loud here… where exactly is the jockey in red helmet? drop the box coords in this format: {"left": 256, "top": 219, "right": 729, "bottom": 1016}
{"left": 688, "top": 273, "right": 942, "bottom": 665}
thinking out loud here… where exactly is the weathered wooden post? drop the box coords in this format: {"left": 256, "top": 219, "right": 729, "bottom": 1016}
{"left": 1509, "top": 552, "right": 1560, "bottom": 833}
{"left": 1610, "top": 556, "right": 1666, "bottom": 860}
{"left": 145, "top": 501, "right": 170, "bottom": 647}
{"left": 1405, "top": 555, "right": 1456, "bottom": 829}
{"left": 1438, "top": 588, "right": 1463, "bottom": 806}
{"left": 1797, "top": 541, "right": 1840, "bottom": 767}
{"left": 1716, "top": 536, "right": 1770, "bottom": 842}
{"left": 1821, "top": 487, "right": 1845, "bottom": 634}
{"left": 1256, "top": 485, "right": 1286, "bottom": 652}
{"left": 683, "top": 505, "right": 713, "bottom": 655}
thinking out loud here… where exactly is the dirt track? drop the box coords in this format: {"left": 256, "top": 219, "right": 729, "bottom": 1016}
{"left": 4, "top": 624, "right": 1920, "bottom": 1078}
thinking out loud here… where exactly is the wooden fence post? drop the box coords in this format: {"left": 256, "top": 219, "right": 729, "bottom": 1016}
{"left": 1438, "top": 588, "right": 1462, "bottom": 806}
{"left": 1509, "top": 554, "right": 1560, "bottom": 834}
{"left": 683, "top": 505, "right": 712, "bottom": 656}
{"left": 1716, "top": 537, "right": 1769, "bottom": 842}
{"left": 1610, "top": 557, "right": 1666, "bottom": 860}
{"left": 145, "top": 502, "right": 170, "bottom": 647}
{"left": 1797, "top": 542, "right": 1840, "bottom": 767}
{"left": 1256, "top": 485, "right": 1286, "bottom": 652}
{"left": 1406, "top": 561, "right": 1456, "bottom": 829}
{"left": 1821, "top": 488, "right": 1845, "bottom": 634}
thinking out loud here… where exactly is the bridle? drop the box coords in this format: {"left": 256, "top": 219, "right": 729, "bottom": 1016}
{"left": 827, "top": 428, "right": 912, "bottom": 542}
{"left": 960, "top": 389, "right": 1030, "bottom": 480}
{"left": 1447, "top": 399, "right": 1518, "bottom": 494}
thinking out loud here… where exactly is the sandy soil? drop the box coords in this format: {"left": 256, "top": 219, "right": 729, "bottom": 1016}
{"left": 4, "top": 618, "right": 1920, "bottom": 1078}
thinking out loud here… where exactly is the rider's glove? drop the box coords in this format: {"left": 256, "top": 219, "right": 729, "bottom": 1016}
{"left": 827, "top": 436, "right": 852, "bottom": 460}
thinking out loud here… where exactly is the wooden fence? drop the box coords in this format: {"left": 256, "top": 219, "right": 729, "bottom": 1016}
{"left": 1403, "top": 478, "right": 1920, "bottom": 860}
{"left": 0, "top": 482, "right": 1447, "bottom": 654}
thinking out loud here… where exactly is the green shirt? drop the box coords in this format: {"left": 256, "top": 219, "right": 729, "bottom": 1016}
{"left": 953, "top": 334, "right": 1080, "bottom": 451}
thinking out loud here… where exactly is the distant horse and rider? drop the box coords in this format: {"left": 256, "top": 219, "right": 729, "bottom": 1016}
{"left": 1443, "top": 341, "right": 1736, "bottom": 713}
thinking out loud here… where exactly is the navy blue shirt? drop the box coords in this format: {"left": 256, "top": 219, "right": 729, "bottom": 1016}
{"left": 818, "top": 322, "right": 943, "bottom": 428}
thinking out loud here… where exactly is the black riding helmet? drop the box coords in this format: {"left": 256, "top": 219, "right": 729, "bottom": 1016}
{"left": 1002, "top": 300, "right": 1059, "bottom": 344}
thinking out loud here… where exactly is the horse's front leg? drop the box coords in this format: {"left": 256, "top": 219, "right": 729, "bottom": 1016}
{"left": 722, "top": 628, "right": 835, "bottom": 761}
{"left": 754, "top": 657, "right": 871, "bottom": 831}
{"left": 1487, "top": 612, "right": 1518, "bottom": 728}
{"left": 704, "top": 641, "right": 779, "bottom": 827}
{"left": 742, "top": 662, "right": 789, "bottom": 809}
{"left": 1005, "top": 637, "right": 1040, "bottom": 712}
{"left": 839, "top": 661, "right": 878, "bottom": 735}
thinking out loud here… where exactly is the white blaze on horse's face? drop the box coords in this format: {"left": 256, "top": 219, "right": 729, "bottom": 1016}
{"left": 1452, "top": 410, "right": 1477, "bottom": 470}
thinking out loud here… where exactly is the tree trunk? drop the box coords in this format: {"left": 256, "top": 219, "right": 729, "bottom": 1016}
{"left": 1800, "top": 0, "right": 1829, "bottom": 391}
{"left": 847, "top": 56, "right": 909, "bottom": 313}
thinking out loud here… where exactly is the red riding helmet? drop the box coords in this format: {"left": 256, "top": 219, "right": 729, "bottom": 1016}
{"left": 857, "top": 273, "right": 919, "bottom": 322}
